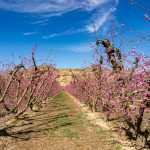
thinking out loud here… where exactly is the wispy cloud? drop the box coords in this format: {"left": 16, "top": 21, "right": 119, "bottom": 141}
{"left": 87, "top": 7, "right": 117, "bottom": 32}
{"left": 0, "top": 0, "right": 117, "bottom": 15}
{"left": 31, "top": 19, "right": 49, "bottom": 25}
{"left": 42, "top": 28, "right": 86, "bottom": 39}
{"left": 43, "top": 34, "right": 59, "bottom": 39}
{"left": 49, "top": 42, "right": 92, "bottom": 53}
{"left": 23, "top": 31, "right": 38, "bottom": 36}
{"left": 0, "top": 0, "right": 119, "bottom": 37}
{"left": 70, "top": 44, "right": 92, "bottom": 52}
{"left": 59, "top": 43, "right": 93, "bottom": 52}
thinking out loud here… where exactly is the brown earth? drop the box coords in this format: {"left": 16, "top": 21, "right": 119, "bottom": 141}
{"left": 0, "top": 92, "right": 123, "bottom": 150}
{"left": 57, "top": 68, "right": 91, "bottom": 86}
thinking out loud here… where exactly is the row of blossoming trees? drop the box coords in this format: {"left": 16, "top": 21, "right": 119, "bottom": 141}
{"left": 66, "top": 38, "right": 150, "bottom": 148}
{"left": 0, "top": 52, "right": 61, "bottom": 135}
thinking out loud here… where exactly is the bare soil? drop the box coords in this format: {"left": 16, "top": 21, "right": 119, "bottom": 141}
{"left": 0, "top": 92, "right": 124, "bottom": 150}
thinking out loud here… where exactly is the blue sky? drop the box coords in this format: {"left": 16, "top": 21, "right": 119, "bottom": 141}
{"left": 0, "top": 0, "right": 150, "bottom": 68}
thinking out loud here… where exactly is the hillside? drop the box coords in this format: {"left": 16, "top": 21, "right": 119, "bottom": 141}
{"left": 57, "top": 68, "right": 91, "bottom": 86}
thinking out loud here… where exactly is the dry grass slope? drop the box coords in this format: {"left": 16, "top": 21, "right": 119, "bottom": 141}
{"left": 57, "top": 68, "right": 91, "bottom": 86}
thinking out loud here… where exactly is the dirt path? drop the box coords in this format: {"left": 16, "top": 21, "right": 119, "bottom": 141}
{"left": 0, "top": 92, "right": 123, "bottom": 150}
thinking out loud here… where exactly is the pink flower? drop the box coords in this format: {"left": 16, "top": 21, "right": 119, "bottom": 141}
{"left": 144, "top": 14, "right": 150, "bottom": 21}
{"left": 121, "top": 24, "right": 126, "bottom": 28}
{"left": 32, "top": 50, "right": 35, "bottom": 57}
{"left": 141, "top": 104, "right": 146, "bottom": 109}
{"left": 131, "top": 48, "right": 136, "bottom": 53}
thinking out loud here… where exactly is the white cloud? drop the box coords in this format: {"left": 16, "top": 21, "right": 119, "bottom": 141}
{"left": 0, "top": 0, "right": 118, "bottom": 15}
{"left": 43, "top": 34, "right": 58, "bottom": 39}
{"left": 50, "top": 42, "right": 92, "bottom": 53}
{"left": 83, "top": 0, "right": 111, "bottom": 10}
{"left": 66, "top": 43, "right": 93, "bottom": 52}
{"left": 70, "top": 44, "right": 92, "bottom": 52}
{"left": 23, "top": 31, "right": 38, "bottom": 36}
{"left": 0, "top": 0, "right": 119, "bottom": 37}
{"left": 42, "top": 28, "right": 86, "bottom": 39}
{"left": 31, "top": 19, "right": 49, "bottom": 25}
{"left": 87, "top": 7, "right": 116, "bottom": 32}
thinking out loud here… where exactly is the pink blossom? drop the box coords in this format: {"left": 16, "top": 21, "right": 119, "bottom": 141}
{"left": 121, "top": 24, "right": 126, "bottom": 28}
{"left": 144, "top": 14, "right": 150, "bottom": 21}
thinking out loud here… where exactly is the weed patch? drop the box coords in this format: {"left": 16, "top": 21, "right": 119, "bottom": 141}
{"left": 57, "top": 103, "right": 70, "bottom": 110}
{"left": 61, "top": 128, "right": 78, "bottom": 139}
{"left": 53, "top": 113, "right": 72, "bottom": 128}
{"left": 114, "top": 144, "right": 122, "bottom": 150}
{"left": 96, "top": 128, "right": 112, "bottom": 137}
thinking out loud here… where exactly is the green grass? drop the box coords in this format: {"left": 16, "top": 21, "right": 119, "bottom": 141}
{"left": 53, "top": 113, "right": 72, "bottom": 128}
{"left": 96, "top": 128, "right": 112, "bottom": 137}
{"left": 72, "top": 113, "right": 84, "bottom": 129}
{"left": 61, "top": 128, "right": 78, "bottom": 139}
{"left": 55, "top": 92, "right": 68, "bottom": 101}
{"left": 46, "top": 127, "right": 78, "bottom": 139}
{"left": 114, "top": 144, "right": 122, "bottom": 150}
{"left": 42, "top": 92, "right": 82, "bottom": 139}
{"left": 54, "top": 92, "right": 72, "bottom": 110}
{"left": 57, "top": 102, "right": 70, "bottom": 110}
{"left": 43, "top": 92, "right": 123, "bottom": 149}
{"left": 43, "top": 113, "right": 79, "bottom": 139}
